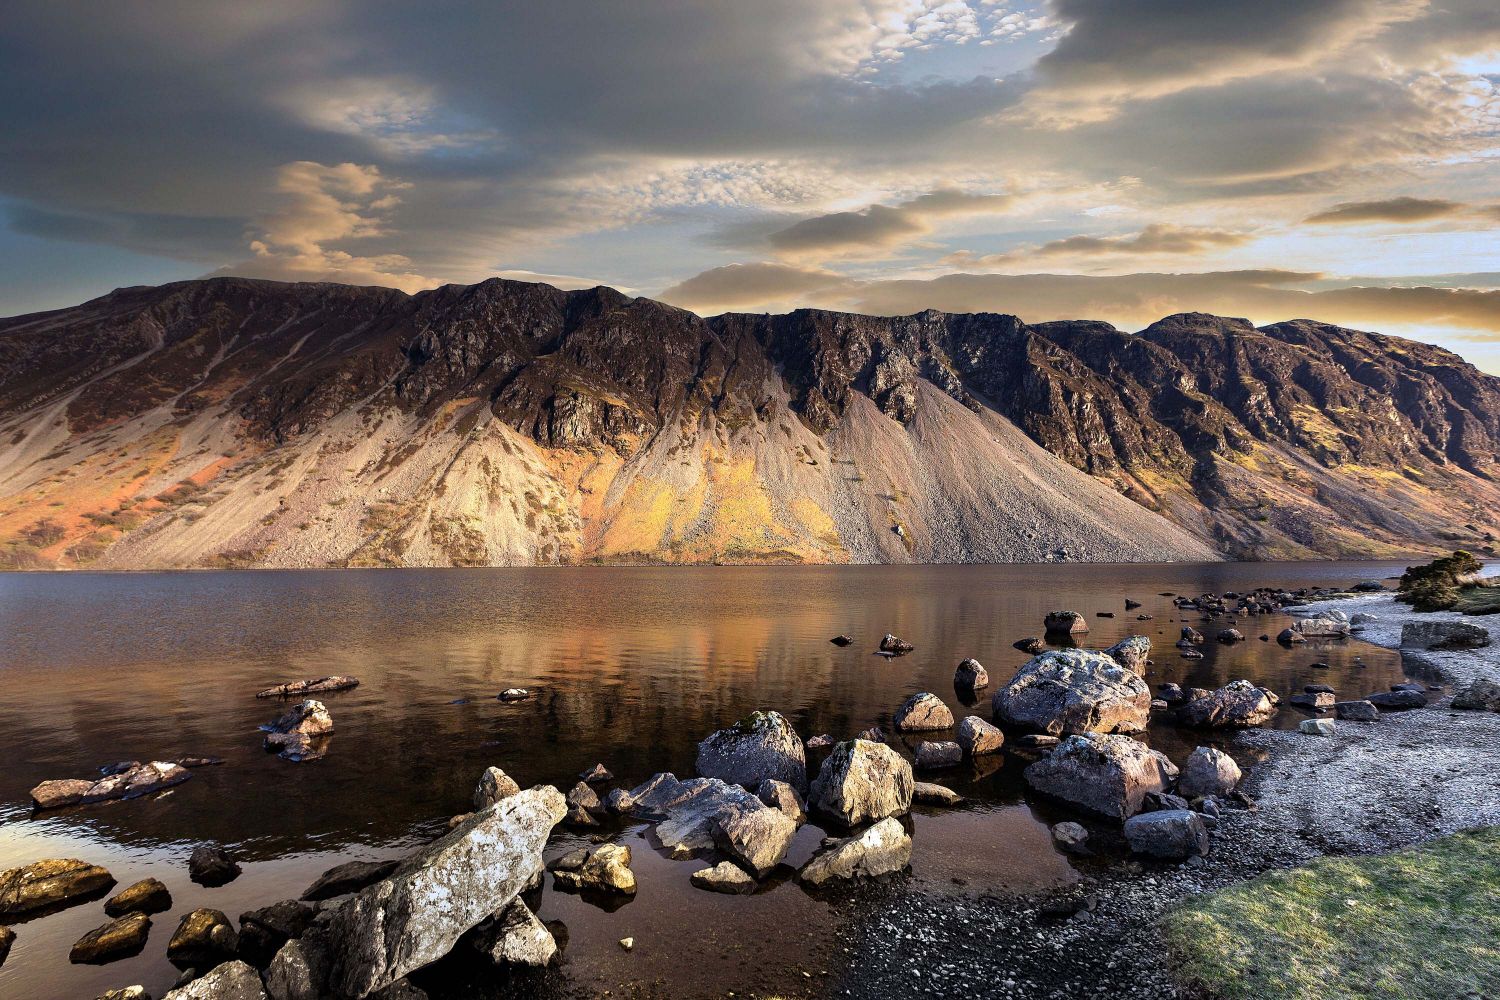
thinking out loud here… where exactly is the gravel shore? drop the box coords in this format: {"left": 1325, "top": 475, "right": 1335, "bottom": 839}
{"left": 838, "top": 594, "right": 1500, "bottom": 1000}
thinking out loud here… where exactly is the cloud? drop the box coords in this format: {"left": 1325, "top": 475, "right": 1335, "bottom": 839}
{"left": 949, "top": 223, "right": 1253, "bottom": 267}
{"left": 765, "top": 187, "right": 1016, "bottom": 256}
{"left": 658, "top": 261, "right": 856, "bottom": 312}
{"left": 1304, "top": 196, "right": 1477, "bottom": 224}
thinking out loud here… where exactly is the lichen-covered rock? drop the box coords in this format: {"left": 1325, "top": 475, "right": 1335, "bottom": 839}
{"left": 807, "top": 739, "right": 913, "bottom": 826}
{"left": 167, "top": 908, "right": 239, "bottom": 969}
{"left": 956, "top": 716, "right": 1005, "bottom": 756}
{"left": 893, "top": 692, "right": 954, "bottom": 731}
{"left": 105, "top": 878, "right": 172, "bottom": 917}
{"left": 1400, "top": 620, "right": 1490, "bottom": 651}
{"left": 696, "top": 711, "right": 807, "bottom": 792}
{"left": 992, "top": 649, "right": 1151, "bottom": 736}
{"left": 1175, "top": 746, "right": 1241, "bottom": 799}
{"left": 756, "top": 779, "right": 806, "bottom": 823}
{"left": 70, "top": 912, "right": 151, "bottom": 964}
{"left": 1175, "top": 680, "right": 1276, "bottom": 728}
{"left": 1104, "top": 636, "right": 1151, "bottom": 674}
{"left": 1294, "top": 616, "right": 1350, "bottom": 638}
{"left": 954, "top": 659, "right": 989, "bottom": 690}
{"left": 1044, "top": 611, "right": 1088, "bottom": 634}
{"left": 163, "top": 960, "right": 267, "bottom": 1000}
{"left": 326, "top": 785, "right": 565, "bottom": 997}
{"left": 914, "top": 741, "right": 962, "bottom": 769}
{"left": 473, "top": 767, "right": 521, "bottom": 809}
{"left": 798, "top": 818, "right": 911, "bottom": 886}
{"left": 550, "top": 844, "right": 636, "bottom": 895}
{"left": 0, "top": 858, "right": 115, "bottom": 917}
{"left": 1024, "top": 733, "right": 1178, "bottom": 820}
{"left": 1123, "top": 809, "right": 1209, "bottom": 859}
{"left": 470, "top": 899, "right": 556, "bottom": 968}
{"left": 710, "top": 800, "right": 798, "bottom": 878}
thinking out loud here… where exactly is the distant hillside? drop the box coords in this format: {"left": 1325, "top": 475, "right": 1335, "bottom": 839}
{"left": 1, "top": 277, "right": 1496, "bottom": 569}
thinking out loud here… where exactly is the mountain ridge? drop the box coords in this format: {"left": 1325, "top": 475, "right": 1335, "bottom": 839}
{"left": 2, "top": 276, "right": 1497, "bottom": 569}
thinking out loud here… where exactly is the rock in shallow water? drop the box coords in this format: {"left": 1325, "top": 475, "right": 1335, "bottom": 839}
{"left": 878, "top": 633, "right": 914, "bottom": 655}
{"left": 189, "top": 845, "right": 241, "bottom": 887}
{"left": 70, "top": 912, "right": 151, "bottom": 964}
{"left": 301, "top": 860, "right": 400, "bottom": 902}
{"left": 798, "top": 818, "right": 911, "bottom": 885}
{"left": 550, "top": 844, "right": 636, "bottom": 896}
{"left": 807, "top": 739, "right": 913, "bottom": 826}
{"left": 473, "top": 767, "right": 521, "bottom": 809}
{"left": 1104, "top": 635, "right": 1151, "bottom": 674}
{"left": 261, "top": 700, "right": 334, "bottom": 761}
{"left": 0, "top": 858, "right": 115, "bottom": 918}
{"left": 695, "top": 710, "right": 807, "bottom": 792}
{"left": 690, "top": 861, "right": 756, "bottom": 895}
{"left": 1044, "top": 611, "right": 1089, "bottom": 635}
{"left": 31, "top": 761, "right": 192, "bottom": 810}
{"left": 893, "top": 692, "right": 954, "bottom": 731}
{"left": 1175, "top": 680, "right": 1277, "bottom": 728}
{"left": 163, "top": 960, "right": 267, "bottom": 999}
{"left": 992, "top": 649, "right": 1151, "bottom": 736}
{"left": 956, "top": 716, "right": 1004, "bottom": 756}
{"left": 167, "top": 908, "right": 239, "bottom": 968}
{"left": 914, "top": 741, "right": 962, "bottom": 770}
{"left": 953, "top": 659, "right": 989, "bottom": 690}
{"left": 1024, "top": 733, "right": 1178, "bottom": 820}
{"left": 105, "top": 878, "right": 171, "bottom": 917}
{"left": 912, "top": 782, "right": 963, "bottom": 806}
{"left": 255, "top": 676, "right": 359, "bottom": 699}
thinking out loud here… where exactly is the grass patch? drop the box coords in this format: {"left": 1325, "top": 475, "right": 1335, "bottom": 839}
{"left": 1454, "top": 582, "right": 1500, "bottom": 616}
{"left": 1162, "top": 827, "right": 1500, "bottom": 1000}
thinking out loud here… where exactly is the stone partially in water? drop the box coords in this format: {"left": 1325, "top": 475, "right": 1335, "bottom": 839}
{"left": 1044, "top": 611, "right": 1089, "bottom": 635}
{"left": 551, "top": 844, "right": 636, "bottom": 895}
{"left": 163, "top": 960, "right": 267, "bottom": 999}
{"left": 70, "top": 912, "right": 151, "bottom": 964}
{"left": 473, "top": 766, "right": 521, "bottom": 809}
{"left": 0, "top": 925, "right": 12, "bottom": 967}
{"left": 105, "top": 878, "right": 172, "bottom": 917}
{"left": 1104, "top": 636, "right": 1151, "bottom": 674}
{"left": 695, "top": 710, "right": 807, "bottom": 793}
{"left": 167, "top": 908, "right": 239, "bottom": 969}
{"left": 29, "top": 779, "right": 95, "bottom": 810}
{"left": 878, "top": 633, "right": 914, "bottom": 655}
{"left": 301, "top": 860, "right": 401, "bottom": 902}
{"left": 1024, "top": 733, "right": 1178, "bottom": 820}
{"left": 189, "top": 845, "right": 241, "bottom": 887}
{"left": 798, "top": 817, "right": 911, "bottom": 886}
{"left": 914, "top": 741, "right": 961, "bottom": 770}
{"left": 710, "top": 800, "right": 798, "bottom": 878}
{"left": 992, "top": 649, "right": 1151, "bottom": 736}
{"left": 954, "top": 659, "right": 989, "bottom": 690}
{"left": 912, "top": 781, "right": 963, "bottom": 806}
{"left": 956, "top": 716, "right": 1005, "bottom": 756}
{"left": 0, "top": 858, "right": 116, "bottom": 918}
{"left": 893, "top": 692, "right": 953, "bottom": 731}
{"left": 1175, "top": 680, "right": 1276, "bottom": 728}
{"left": 32, "top": 761, "right": 192, "bottom": 810}
{"left": 807, "top": 739, "right": 914, "bottom": 826}
{"left": 690, "top": 861, "right": 756, "bottom": 895}
{"left": 255, "top": 676, "right": 359, "bottom": 699}
{"left": 238, "top": 899, "right": 317, "bottom": 968}
{"left": 262, "top": 700, "right": 334, "bottom": 761}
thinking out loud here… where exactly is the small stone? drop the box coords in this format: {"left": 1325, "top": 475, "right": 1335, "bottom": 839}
{"left": 690, "top": 861, "right": 756, "bottom": 895}
{"left": 914, "top": 740, "right": 962, "bottom": 769}
{"left": 618, "top": 937, "right": 634, "bottom": 952}
{"left": 954, "top": 658, "right": 989, "bottom": 690}
{"left": 893, "top": 692, "right": 954, "bottom": 731}
{"left": 166, "top": 908, "right": 238, "bottom": 969}
{"left": 70, "top": 912, "right": 152, "bottom": 964}
{"left": 580, "top": 763, "right": 613, "bottom": 783}
{"left": 1050, "top": 821, "right": 1090, "bottom": 855}
{"left": 105, "top": 878, "right": 172, "bottom": 917}
{"left": 956, "top": 716, "right": 1005, "bottom": 756}
{"left": 497, "top": 688, "right": 532, "bottom": 702}
{"left": 1300, "top": 718, "right": 1336, "bottom": 737}
{"left": 551, "top": 844, "right": 636, "bottom": 895}
{"left": 830, "top": 635, "right": 854, "bottom": 646}
{"left": 188, "top": 845, "right": 241, "bottom": 887}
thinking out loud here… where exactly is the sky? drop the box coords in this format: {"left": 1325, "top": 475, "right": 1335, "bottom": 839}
{"left": 3, "top": 1, "right": 1500, "bottom": 368}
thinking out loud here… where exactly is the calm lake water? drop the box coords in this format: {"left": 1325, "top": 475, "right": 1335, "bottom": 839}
{"left": 0, "top": 562, "right": 1411, "bottom": 999}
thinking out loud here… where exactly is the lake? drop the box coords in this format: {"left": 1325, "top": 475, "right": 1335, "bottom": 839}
{"left": 0, "top": 561, "right": 1410, "bottom": 999}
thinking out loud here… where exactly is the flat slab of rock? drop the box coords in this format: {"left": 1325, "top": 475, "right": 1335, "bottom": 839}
{"left": 256, "top": 676, "right": 359, "bottom": 699}
{"left": 807, "top": 739, "right": 913, "bottom": 826}
{"left": 70, "top": 912, "right": 151, "bottom": 964}
{"left": 0, "top": 858, "right": 115, "bottom": 917}
{"left": 912, "top": 782, "right": 963, "bottom": 806}
{"left": 690, "top": 861, "right": 756, "bottom": 894}
{"left": 105, "top": 878, "right": 171, "bottom": 917}
{"left": 1175, "top": 680, "right": 1276, "bottom": 728}
{"left": 32, "top": 761, "right": 192, "bottom": 811}
{"left": 914, "top": 740, "right": 961, "bottom": 770}
{"left": 302, "top": 859, "right": 400, "bottom": 902}
{"left": 163, "top": 959, "right": 268, "bottom": 1000}
{"left": 992, "top": 649, "right": 1151, "bottom": 736}
{"left": 696, "top": 710, "right": 807, "bottom": 792}
{"left": 327, "top": 785, "right": 565, "bottom": 997}
{"left": 1400, "top": 620, "right": 1489, "bottom": 651}
{"left": 893, "top": 692, "right": 954, "bottom": 731}
{"left": 1123, "top": 809, "right": 1209, "bottom": 859}
{"left": 956, "top": 716, "right": 1004, "bottom": 756}
{"left": 798, "top": 817, "right": 911, "bottom": 886}
{"left": 1367, "top": 689, "right": 1427, "bottom": 710}
{"left": 1024, "top": 733, "right": 1178, "bottom": 820}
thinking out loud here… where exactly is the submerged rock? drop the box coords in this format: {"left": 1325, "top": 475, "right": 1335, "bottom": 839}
{"left": 1024, "top": 733, "right": 1178, "bottom": 820}
{"left": 956, "top": 716, "right": 1005, "bottom": 756}
{"left": 690, "top": 861, "right": 756, "bottom": 895}
{"left": 992, "top": 649, "right": 1151, "bottom": 736}
{"left": 912, "top": 782, "right": 963, "bottom": 806}
{"left": 798, "top": 818, "right": 911, "bottom": 886}
{"left": 255, "top": 676, "right": 359, "bottom": 699}
{"left": 894, "top": 692, "right": 954, "bottom": 731}
{"left": 105, "top": 878, "right": 172, "bottom": 917}
{"left": 550, "top": 844, "right": 636, "bottom": 895}
{"left": 1013, "top": 637, "right": 1046, "bottom": 655}
{"left": 0, "top": 858, "right": 116, "bottom": 918}
{"left": 1175, "top": 680, "right": 1277, "bottom": 728}
{"left": 1175, "top": 747, "right": 1241, "bottom": 799}
{"left": 70, "top": 912, "right": 151, "bottom": 964}
{"left": 696, "top": 710, "right": 807, "bottom": 792}
{"left": 326, "top": 785, "right": 565, "bottom": 997}
{"left": 807, "top": 739, "right": 914, "bottom": 826}
{"left": 830, "top": 634, "right": 854, "bottom": 647}
{"left": 1276, "top": 627, "right": 1307, "bottom": 644}
{"left": 497, "top": 688, "right": 532, "bottom": 702}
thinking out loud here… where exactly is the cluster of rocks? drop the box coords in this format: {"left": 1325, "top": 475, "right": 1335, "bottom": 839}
{"left": 30, "top": 760, "right": 196, "bottom": 811}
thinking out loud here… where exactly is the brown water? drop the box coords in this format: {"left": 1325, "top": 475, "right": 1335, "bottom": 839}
{"left": 0, "top": 562, "right": 1408, "bottom": 1000}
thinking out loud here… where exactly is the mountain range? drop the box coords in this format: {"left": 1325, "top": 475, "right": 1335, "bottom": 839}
{"left": 2, "top": 276, "right": 1497, "bottom": 570}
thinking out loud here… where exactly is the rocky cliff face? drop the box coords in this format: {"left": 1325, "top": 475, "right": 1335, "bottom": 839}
{"left": 1, "top": 277, "right": 1495, "bottom": 569}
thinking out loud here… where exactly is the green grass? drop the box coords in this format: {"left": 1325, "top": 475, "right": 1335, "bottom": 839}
{"left": 1163, "top": 827, "right": 1500, "bottom": 1000}
{"left": 1454, "top": 583, "right": 1500, "bottom": 616}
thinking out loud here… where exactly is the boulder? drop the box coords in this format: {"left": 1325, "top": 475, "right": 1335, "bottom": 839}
{"left": 1175, "top": 680, "right": 1276, "bottom": 728}
{"left": 648, "top": 779, "right": 765, "bottom": 856}
{"left": 710, "top": 800, "right": 799, "bottom": 877}
{"left": 1290, "top": 691, "right": 1334, "bottom": 711}
{"left": 1104, "top": 636, "right": 1151, "bottom": 674}
{"left": 1276, "top": 628, "right": 1306, "bottom": 644}
{"left": 954, "top": 659, "right": 989, "bottom": 690}
{"left": 98, "top": 989, "right": 151, "bottom": 1000}
{"left": 1176, "top": 747, "right": 1241, "bottom": 798}
{"left": 893, "top": 692, "right": 954, "bottom": 731}
{"left": 690, "top": 861, "right": 756, "bottom": 895}
{"left": 756, "top": 779, "right": 806, "bottom": 823}
{"left": 1350, "top": 612, "right": 1380, "bottom": 626}
{"left": 1400, "top": 621, "right": 1490, "bottom": 651}
{"left": 912, "top": 782, "right": 963, "bottom": 806}
{"left": 30, "top": 778, "right": 95, "bottom": 810}
{"left": 105, "top": 878, "right": 172, "bottom": 917}
{"left": 1334, "top": 700, "right": 1380, "bottom": 721}
{"left": 1367, "top": 689, "right": 1427, "bottom": 710}
{"left": 878, "top": 634, "right": 915, "bottom": 655}
{"left": 914, "top": 741, "right": 962, "bottom": 770}
{"left": 1043, "top": 611, "right": 1088, "bottom": 635}
{"left": 955, "top": 716, "right": 1005, "bottom": 756}
{"left": 189, "top": 845, "right": 241, "bottom": 887}
{"left": 1024, "top": 733, "right": 1178, "bottom": 820}
{"left": 566, "top": 782, "right": 602, "bottom": 814}
{"left": 261, "top": 700, "right": 333, "bottom": 761}
{"left": 550, "top": 844, "right": 636, "bottom": 895}
{"left": 991, "top": 649, "right": 1151, "bottom": 736}
{"left": 1123, "top": 809, "right": 1210, "bottom": 859}
{"left": 0, "top": 858, "right": 115, "bottom": 917}
{"left": 1294, "top": 617, "right": 1350, "bottom": 638}
{"left": 473, "top": 767, "right": 521, "bottom": 809}
{"left": 1300, "top": 718, "right": 1336, "bottom": 736}
{"left": 326, "top": 785, "right": 565, "bottom": 997}
{"left": 32, "top": 761, "right": 193, "bottom": 810}
{"left": 238, "top": 900, "right": 317, "bottom": 968}
{"left": 264, "top": 938, "right": 330, "bottom": 1000}
{"left": 301, "top": 860, "right": 400, "bottom": 902}
{"left": 798, "top": 817, "right": 911, "bottom": 886}
{"left": 163, "top": 960, "right": 267, "bottom": 1000}
{"left": 696, "top": 710, "right": 807, "bottom": 792}
{"left": 1452, "top": 678, "right": 1500, "bottom": 712}
{"left": 470, "top": 899, "right": 555, "bottom": 968}
{"left": 167, "top": 908, "right": 239, "bottom": 968}
{"left": 613, "top": 772, "right": 699, "bottom": 820}
{"left": 1050, "top": 821, "right": 1089, "bottom": 855}
{"left": 70, "top": 912, "right": 151, "bottom": 964}
{"left": 255, "top": 676, "right": 359, "bottom": 699}
{"left": 807, "top": 739, "right": 914, "bottom": 826}
{"left": 1180, "top": 627, "right": 1204, "bottom": 644}
{"left": 1013, "top": 637, "right": 1046, "bottom": 655}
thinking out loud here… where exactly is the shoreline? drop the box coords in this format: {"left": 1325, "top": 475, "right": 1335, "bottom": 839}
{"left": 838, "top": 592, "right": 1500, "bottom": 999}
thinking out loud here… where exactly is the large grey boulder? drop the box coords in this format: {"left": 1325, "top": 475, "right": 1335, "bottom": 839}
{"left": 470, "top": 899, "right": 556, "bottom": 968}
{"left": 710, "top": 799, "right": 799, "bottom": 877}
{"left": 991, "top": 649, "right": 1151, "bottom": 736}
{"left": 1104, "top": 636, "right": 1151, "bottom": 674}
{"left": 696, "top": 711, "right": 807, "bottom": 792}
{"left": 1123, "top": 809, "right": 1210, "bottom": 859}
{"left": 1175, "top": 746, "right": 1241, "bottom": 798}
{"left": 956, "top": 716, "right": 1005, "bottom": 756}
{"left": 798, "top": 818, "right": 911, "bottom": 886}
{"left": 327, "top": 785, "right": 565, "bottom": 998}
{"left": 1175, "top": 680, "right": 1276, "bottom": 728}
{"left": 807, "top": 739, "right": 913, "bottom": 826}
{"left": 893, "top": 692, "right": 954, "bottom": 731}
{"left": 163, "top": 960, "right": 268, "bottom": 1000}
{"left": 1024, "top": 734, "right": 1178, "bottom": 820}
{"left": 1400, "top": 620, "right": 1490, "bottom": 651}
